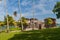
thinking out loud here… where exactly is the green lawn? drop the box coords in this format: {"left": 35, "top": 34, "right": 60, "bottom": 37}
{"left": 0, "top": 28, "right": 60, "bottom": 40}
{"left": 0, "top": 32, "right": 20, "bottom": 40}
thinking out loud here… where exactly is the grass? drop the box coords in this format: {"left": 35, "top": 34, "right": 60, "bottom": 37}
{"left": 0, "top": 28, "right": 60, "bottom": 40}
{"left": 0, "top": 26, "right": 21, "bottom": 32}
{"left": 0, "top": 32, "right": 20, "bottom": 40}
{"left": 10, "top": 27, "right": 21, "bottom": 31}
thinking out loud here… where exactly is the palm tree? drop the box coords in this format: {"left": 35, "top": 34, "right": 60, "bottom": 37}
{"left": 13, "top": 11, "right": 17, "bottom": 28}
{"left": 4, "top": 15, "right": 14, "bottom": 26}
{"left": 18, "top": 0, "right": 23, "bottom": 31}
{"left": 13, "top": 11, "right": 17, "bottom": 17}
{"left": 4, "top": 0, "right": 9, "bottom": 33}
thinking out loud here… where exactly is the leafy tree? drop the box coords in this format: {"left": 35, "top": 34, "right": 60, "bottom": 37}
{"left": 4, "top": 15, "right": 16, "bottom": 32}
{"left": 45, "top": 18, "right": 53, "bottom": 28}
{"left": 46, "top": 18, "right": 53, "bottom": 25}
{"left": 18, "top": 17, "right": 28, "bottom": 30}
{"left": 0, "top": 21, "right": 4, "bottom": 26}
{"left": 4, "top": 15, "right": 14, "bottom": 26}
{"left": 22, "top": 17, "right": 29, "bottom": 26}
{"left": 53, "top": 2, "right": 60, "bottom": 18}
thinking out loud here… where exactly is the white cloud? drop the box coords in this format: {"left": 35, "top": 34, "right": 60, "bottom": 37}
{"left": 33, "top": 0, "right": 56, "bottom": 15}
{"left": 20, "top": 0, "right": 53, "bottom": 17}
{"left": 19, "top": 0, "right": 57, "bottom": 19}
{"left": 21, "top": 0, "right": 32, "bottom": 6}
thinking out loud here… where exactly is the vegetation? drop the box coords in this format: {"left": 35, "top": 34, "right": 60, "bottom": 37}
{"left": 4, "top": 15, "right": 14, "bottom": 26}
{"left": 0, "top": 32, "right": 20, "bottom": 40}
{"left": 21, "top": 17, "right": 28, "bottom": 27}
{"left": 0, "top": 16, "right": 29, "bottom": 32}
{"left": 9, "top": 26, "right": 21, "bottom": 31}
{"left": 0, "top": 28, "right": 60, "bottom": 40}
{"left": 53, "top": 2, "right": 60, "bottom": 18}
{"left": 45, "top": 18, "right": 53, "bottom": 25}
{"left": 13, "top": 11, "right": 18, "bottom": 28}
{"left": 18, "top": 17, "right": 29, "bottom": 29}
{"left": 44, "top": 18, "right": 54, "bottom": 28}
{"left": 0, "top": 21, "right": 4, "bottom": 26}
{"left": 8, "top": 28, "right": 60, "bottom": 40}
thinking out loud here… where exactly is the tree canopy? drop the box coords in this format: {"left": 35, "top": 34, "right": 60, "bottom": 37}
{"left": 0, "top": 21, "right": 4, "bottom": 26}
{"left": 18, "top": 17, "right": 28, "bottom": 27}
{"left": 45, "top": 18, "right": 53, "bottom": 25}
{"left": 53, "top": 2, "right": 60, "bottom": 18}
{"left": 4, "top": 15, "right": 14, "bottom": 26}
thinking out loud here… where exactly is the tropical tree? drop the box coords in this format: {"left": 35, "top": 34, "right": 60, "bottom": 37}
{"left": 4, "top": 15, "right": 14, "bottom": 26}
{"left": 13, "top": 11, "right": 17, "bottom": 17}
{"left": 53, "top": 2, "right": 60, "bottom": 18}
{"left": 0, "top": 21, "right": 4, "bottom": 26}
{"left": 21, "top": 17, "right": 28, "bottom": 28}
{"left": 13, "top": 11, "right": 17, "bottom": 28}
{"left": 18, "top": 17, "right": 28, "bottom": 30}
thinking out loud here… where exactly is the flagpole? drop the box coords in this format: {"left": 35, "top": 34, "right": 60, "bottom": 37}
{"left": 4, "top": 0, "right": 9, "bottom": 32}
{"left": 18, "top": 0, "right": 23, "bottom": 31}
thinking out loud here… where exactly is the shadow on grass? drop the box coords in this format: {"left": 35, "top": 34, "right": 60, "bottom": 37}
{"left": 9, "top": 29, "right": 60, "bottom": 40}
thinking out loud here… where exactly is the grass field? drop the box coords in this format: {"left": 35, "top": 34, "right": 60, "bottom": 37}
{"left": 0, "top": 32, "right": 20, "bottom": 40}
{"left": 0, "top": 28, "right": 60, "bottom": 40}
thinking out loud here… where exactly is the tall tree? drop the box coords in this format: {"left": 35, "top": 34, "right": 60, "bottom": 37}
{"left": 4, "top": 15, "right": 14, "bottom": 26}
{"left": 53, "top": 2, "right": 60, "bottom": 18}
{"left": 18, "top": 0, "right": 24, "bottom": 31}
{"left": 13, "top": 11, "right": 17, "bottom": 28}
{"left": 18, "top": 17, "right": 28, "bottom": 30}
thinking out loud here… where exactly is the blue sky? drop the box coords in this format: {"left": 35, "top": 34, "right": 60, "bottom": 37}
{"left": 0, "top": 0, "right": 60, "bottom": 23}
